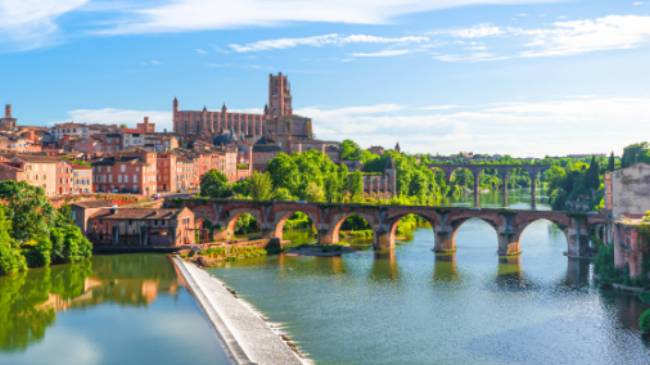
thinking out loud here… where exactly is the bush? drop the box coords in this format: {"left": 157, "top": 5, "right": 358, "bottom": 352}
{"left": 594, "top": 243, "right": 622, "bottom": 286}
{"left": 638, "top": 292, "right": 650, "bottom": 304}
{"left": 640, "top": 309, "right": 650, "bottom": 333}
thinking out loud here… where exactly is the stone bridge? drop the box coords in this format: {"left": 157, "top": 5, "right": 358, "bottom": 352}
{"left": 429, "top": 163, "right": 549, "bottom": 208}
{"left": 165, "top": 199, "right": 606, "bottom": 258}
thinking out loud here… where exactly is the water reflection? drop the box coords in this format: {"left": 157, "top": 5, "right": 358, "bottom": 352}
{"left": 564, "top": 259, "right": 591, "bottom": 288}
{"left": 369, "top": 251, "right": 400, "bottom": 282}
{"left": 432, "top": 253, "right": 459, "bottom": 283}
{"left": 0, "top": 254, "right": 178, "bottom": 352}
{"left": 495, "top": 256, "right": 534, "bottom": 290}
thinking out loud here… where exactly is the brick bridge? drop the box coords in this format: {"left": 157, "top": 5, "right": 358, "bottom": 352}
{"left": 429, "top": 163, "right": 549, "bottom": 209}
{"left": 166, "top": 199, "right": 606, "bottom": 258}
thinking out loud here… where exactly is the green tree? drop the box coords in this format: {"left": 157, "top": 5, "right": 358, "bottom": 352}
{"left": 347, "top": 171, "right": 364, "bottom": 202}
{"left": 639, "top": 309, "right": 650, "bottom": 333}
{"left": 0, "top": 206, "right": 26, "bottom": 275}
{"left": 200, "top": 170, "right": 232, "bottom": 199}
{"left": 250, "top": 172, "right": 273, "bottom": 201}
{"left": 340, "top": 139, "right": 363, "bottom": 161}
{"left": 272, "top": 187, "right": 296, "bottom": 201}
{"left": 622, "top": 142, "right": 650, "bottom": 168}
{"left": 608, "top": 152, "right": 616, "bottom": 172}
{"left": 304, "top": 182, "right": 325, "bottom": 202}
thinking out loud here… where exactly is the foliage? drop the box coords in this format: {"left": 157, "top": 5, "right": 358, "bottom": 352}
{"left": 545, "top": 157, "right": 603, "bottom": 211}
{"left": 594, "top": 242, "right": 622, "bottom": 287}
{"left": 622, "top": 142, "right": 650, "bottom": 168}
{"left": 196, "top": 245, "right": 267, "bottom": 263}
{"left": 640, "top": 309, "right": 650, "bottom": 333}
{"left": 200, "top": 169, "right": 232, "bottom": 199}
{"left": 0, "top": 206, "right": 26, "bottom": 275}
{"left": 0, "top": 181, "right": 91, "bottom": 275}
{"left": 249, "top": 172, "right": 273, "bottom": 201}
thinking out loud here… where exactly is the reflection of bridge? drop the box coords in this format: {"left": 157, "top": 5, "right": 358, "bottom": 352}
{"left": 429, "top": 164, "right": 550, "bottom": 208}
{"left": 167, "top": 199, "right": 606, "bottom": 258}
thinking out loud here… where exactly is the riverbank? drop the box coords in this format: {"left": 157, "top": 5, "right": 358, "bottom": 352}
{"left": 172, "top": 256, "right": 309, "bottom": 365}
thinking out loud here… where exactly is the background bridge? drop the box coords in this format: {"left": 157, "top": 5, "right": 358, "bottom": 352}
{"left": 166, "top": 199, "right": 605, "bottom": 258}
{"left": 429, "top": 164, "right": 550, "bottom": 209}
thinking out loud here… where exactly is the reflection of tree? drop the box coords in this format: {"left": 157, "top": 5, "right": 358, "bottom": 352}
{"left": 0, "top": 254, "right": 180, "bottom": 352}
{"left": 495, "top": 256, "right": 530, "bottom": 290}
{"left": 0, "top": 260, "right": 91, "bottom": 352}
{"left": 432, "top": 254, "right": 459, "bottom": 283}
{"left": 369, "top": 251, "right": 399, "bottom": 282}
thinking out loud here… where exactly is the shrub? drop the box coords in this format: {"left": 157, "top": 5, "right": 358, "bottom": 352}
{"left": 640, "top": 309, "right": 650, "bottom": 333}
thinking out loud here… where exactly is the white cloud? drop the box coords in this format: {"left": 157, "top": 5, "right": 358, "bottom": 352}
{"left": 58, "top": 108, "right": 173, "bottom": 131}
{"left": 297, "top": 96, "right": 650, "bottom": 156}
{"left": 55, "top": 96, "right": 650, "bottom": 157}
{"left": 349, "top": 49, "right": 413, "bottom": 57}
{"left": 432, "top": 24, "right": 504, "bottom": 38}
{"left": 195, "top": 47, "right": 207, "bottom": 54}
{"left": 229, "top": 33, "right": 429, "bottom": 53}
{"left": 519, "top": 15, "right": 650, "bottom": 57}
{"left": 96, "top": 0, "right": 560, "bottom": 34}
{"left": 0, "top": 0, "right": 89, "bottom": 50}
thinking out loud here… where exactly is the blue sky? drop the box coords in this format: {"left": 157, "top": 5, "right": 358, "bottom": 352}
{"left": 1, "top": 0, "right": 650, "bottom": 157}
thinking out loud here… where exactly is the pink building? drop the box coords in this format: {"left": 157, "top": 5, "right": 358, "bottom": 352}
{"left": 92, "top": 151, "right": 157, "bottom": 195}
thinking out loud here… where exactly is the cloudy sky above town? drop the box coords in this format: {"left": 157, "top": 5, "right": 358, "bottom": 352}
{"left": 1, "top": 0, "right": 649, "bottom": 157}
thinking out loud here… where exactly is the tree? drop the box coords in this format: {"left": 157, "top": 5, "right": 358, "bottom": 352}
{"left": 0, "top": 206, "right": 26, "bottom": 275}
{"left": 272, "top": 187, "right": 296, "bottom": 201}
{"left": 250, "top": 172, "right": 273, "bottom": 201}
{"left": 608, "top": 152, "right": 616, "bottom": 172}
{"left": 200, "top": 170, "right": 232, "bottom": 199}
{"left": 304, "top": 182, "right": 325, "bottom": 202}
{"left": 340, "top": 139, "right": 363, "bottom": 161}
{"left": 347, "top": 171, "right": 364, "bottom": 202}
{"left": 586, "top": 156, "right": 600, "bottom": 191}
{"left": 0, "top": 181, "right": 91, "bottom": 274}
{"left": 622, "top": 142, "right": 650, "bottom": 168}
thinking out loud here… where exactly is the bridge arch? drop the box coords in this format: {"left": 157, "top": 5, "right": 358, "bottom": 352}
{"left": 272, "top": 209, "right": 319, "bottom": 243}
{"left": 322, "top": 212, "right": 378, "bottom": 246}
{"left": 224, "top": 208, "right": 263, "bottom": 241}
{"left": 515, "top": 218, "right": 569, "bottom": 255}
{"left": 384, "top": 212, "right": 439, "bottom": 250}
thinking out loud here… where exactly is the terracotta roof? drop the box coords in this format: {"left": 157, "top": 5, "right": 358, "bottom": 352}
{"left": 92, "top": 207, "right": 186, "bottom": 220}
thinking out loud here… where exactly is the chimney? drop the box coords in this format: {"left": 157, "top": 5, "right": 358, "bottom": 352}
{"left": 144, "top": 116, "right": 149, "bottom": 124}
{"left": 4, "top": 104, "right": 11, "bottom": 118}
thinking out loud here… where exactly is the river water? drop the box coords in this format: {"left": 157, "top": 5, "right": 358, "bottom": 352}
{"left": 0, "top": 254, "right": 231, "bottom": 365}
{"left": 208, "top": 206, "right": 650, "bottom": 364}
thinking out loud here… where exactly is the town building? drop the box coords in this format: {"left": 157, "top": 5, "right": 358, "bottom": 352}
{"left": 92, "top": 151, "right": 157, "bottom": 195}
{"left": 0, "top": 154, "right": 59, "bottom": 196}
{"left": 362, "top": 158, "right": 398, "bottom": 198}
{"left": 173, "top": 73, "right": 313, "bottom": 145}
{"left": 86, "top": 206, "right": 196, "bottom": 247}
{"left": 605, "top": 163, "right": 650, "bottom": 279}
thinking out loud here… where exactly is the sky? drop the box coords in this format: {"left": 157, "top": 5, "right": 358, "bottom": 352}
{"left": 1, "top": 0, "right": 649, "bottom": 157}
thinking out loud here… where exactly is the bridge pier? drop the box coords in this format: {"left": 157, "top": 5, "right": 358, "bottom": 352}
{"left": 566, "top": 218, "right": 591, "bottom": 258}
{"left": 318, "top": 227, "right": 338, "bottom": 245}
{"left": 434, "top": 230, "right": 456, "bottom": 253}
{"left": 498, "top": 233, "right": 521, "bottom": 256}
{"left": 374, "top": 229, "right": 394, "bottom": 252}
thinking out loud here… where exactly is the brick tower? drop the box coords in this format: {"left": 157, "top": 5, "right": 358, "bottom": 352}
{"left": 268, "top": 73, "right": 292, "bottom": 118}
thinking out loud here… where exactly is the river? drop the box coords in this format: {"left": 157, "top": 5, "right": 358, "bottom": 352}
{"left": 208, "top": 210, "right": 650, "bottom": 364}
{"left": 0, "top": 254, "right": 231, "bottom": 365}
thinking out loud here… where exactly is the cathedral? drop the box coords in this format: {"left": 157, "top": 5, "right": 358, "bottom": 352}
{"left": 172, "top": 73, "right": 313, "bottom": 145}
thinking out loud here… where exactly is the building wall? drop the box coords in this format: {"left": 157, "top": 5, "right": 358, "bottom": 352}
{"left": 72, "top": 167, "right": 93, "bottom": 194}
{"left": 609, "top": 163, "right": 650, "bottom": 218}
